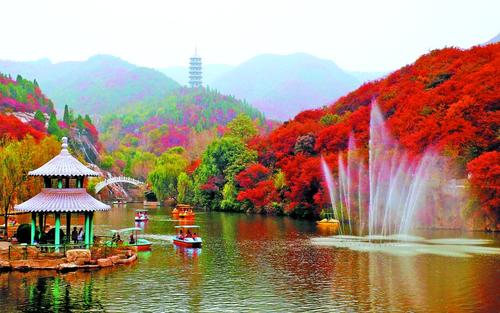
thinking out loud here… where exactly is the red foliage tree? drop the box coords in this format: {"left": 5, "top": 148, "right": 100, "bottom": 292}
{"left": 467, "top": 151, "right": 500, "bottom": 229}
{"left": 239, "top": 43, "right": 500, "bottom": 220}
{"left": 0, "top": 114, "right": 45, "bottom": 141}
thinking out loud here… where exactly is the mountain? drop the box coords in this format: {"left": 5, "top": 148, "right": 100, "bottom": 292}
{"left": 484, "top": 32, "right": 500, "bottom": 45}
{"left": 236, "top": 43, "right": 499, "bottom": 228}
{"left": 99, "top": 87, "right": 274, "bottom": 169}
{"left": 0, "top": 55, "right": 180, "bottom": 115}
{"left": 0, "top": 72, "right": 103, "bottom": 163}
{"left": 160, "top": 64, "right": 234, "bottom": 86}
{"left": 210, "top": 53, "right": 360, "bottom": 121}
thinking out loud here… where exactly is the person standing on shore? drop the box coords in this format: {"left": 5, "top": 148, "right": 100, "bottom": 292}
{"left": 77, "top": 227, "right": 84, "bottom": 242}
{"left": 71, "top": 227, "right": 78, "bottom": 244}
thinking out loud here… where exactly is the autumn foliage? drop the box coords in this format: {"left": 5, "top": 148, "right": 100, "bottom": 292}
{"left": 0, "top": 114, "right": 45, "bottom": 141}
{"left": 240, "top": 43, "right": 500, "bottom": 222}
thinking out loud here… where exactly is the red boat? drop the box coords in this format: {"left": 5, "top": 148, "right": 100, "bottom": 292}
{"left": 174, "top": 204, "right": 195, "bottom": 219}
{"left": 134, "top": 209, "right": 149, "bottom": 222}
{"left": 173, "top": 225, "right": 202, "bottom": 248}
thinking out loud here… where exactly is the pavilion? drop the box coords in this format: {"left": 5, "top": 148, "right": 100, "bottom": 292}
{"left": 15, "top": 137, "right": 110, "bottom": 250}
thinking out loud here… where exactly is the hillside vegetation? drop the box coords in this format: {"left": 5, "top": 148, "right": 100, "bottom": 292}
{"left": 192, "top": 43, "right": 499, "bottom": 230}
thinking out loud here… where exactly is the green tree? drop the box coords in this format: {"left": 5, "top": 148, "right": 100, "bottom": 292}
{"left": 63, "top": 104, "right": 71, "bottom": 124}
{"left": 193, "top": 137, "right": 257, "bottom": 210}
{"left": 221, "top": 181, "right": 239, "bottom": 211}
{"left": 177, "top": 172, "right": 191, "bottom": 204}
{"left": 100, "top": 155, "right": 114, "bottom": 170}
{"left": 130, "top": 150, "right": 156, "bottom": 181}
{"left": 226, "top": 113, "right": 258, "bottom": 142}
{"left": 148, "top": 147, "right": 188, "bottom": 201}
{"left": 34, "top": 110, "right": 45, "bottom": 123}
{"left": 47, "top": 111, "right": 61, "bottom": 136}
{"left": 75, "top": 115, "right": 85, "bottom": 130}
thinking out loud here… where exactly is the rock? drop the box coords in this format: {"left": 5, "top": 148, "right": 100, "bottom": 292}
{"left": 58, "top": 263, "right": 78, "bottom": 273}
{"left": 109, "top": 255, "right": 120, "bottom": 264}
{"left": 97, "top": 258, "right": 112, "bottom": 268}
{"left": 30, "top": 259, "right": 64, "bottom": 270}
{"left": 66, "top": 249, "right": 91, "bottom": 263}
{"left": 0, "top": 260, "right": 11, "bottom": 271}
{"left": 26, "top": 246, "right": 39, "bottom": 258}
{"left": 81, "top": 264, "right": 100, "bottom": 271}
{"left": 10, "top": 260, "right": 31, "bottom": 272}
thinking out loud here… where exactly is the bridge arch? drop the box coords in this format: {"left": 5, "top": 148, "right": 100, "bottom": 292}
{"left": 95, "top": 176, "right": 145, "bottom": 193}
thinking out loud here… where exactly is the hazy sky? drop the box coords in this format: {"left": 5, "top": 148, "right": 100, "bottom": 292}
{"left": 3, "top": 0, "right": 499, "bottom": 71}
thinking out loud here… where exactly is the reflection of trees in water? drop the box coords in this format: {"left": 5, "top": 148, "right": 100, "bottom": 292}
{"left": 12, "top": 273, "right": 105, "bottom": 312}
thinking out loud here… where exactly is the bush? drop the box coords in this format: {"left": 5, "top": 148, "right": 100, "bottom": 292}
{"left": 15, "top": 224, "right": 39, "bottom": 244}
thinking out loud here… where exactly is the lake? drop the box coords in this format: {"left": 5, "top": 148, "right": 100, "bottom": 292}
{"left": 1, "top": 203, "right": 499, "bottom": 312}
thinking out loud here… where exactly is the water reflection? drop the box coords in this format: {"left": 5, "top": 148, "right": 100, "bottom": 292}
{"left": 0, "top": 204, "right": 499, "bottom": 312}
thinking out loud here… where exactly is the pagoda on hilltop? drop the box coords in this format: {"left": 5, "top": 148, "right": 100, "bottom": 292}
{"left": 15, "top": 137, "right": 110, "bottom": 250}
{"left": 189, "top": 48, "right": 202, "bottom": 88}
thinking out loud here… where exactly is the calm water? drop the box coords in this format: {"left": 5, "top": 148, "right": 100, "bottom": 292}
{"left": 1, "top": 204, "right": 499, "bottom": 312}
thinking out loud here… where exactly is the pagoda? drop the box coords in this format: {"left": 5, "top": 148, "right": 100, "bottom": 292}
{"left": 189, "top": 48, "right": 202, "bottom": 88}
{"left": 15, "top": 137, "right": 110, "bottom": 250}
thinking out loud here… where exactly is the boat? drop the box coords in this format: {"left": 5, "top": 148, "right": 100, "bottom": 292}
{"left": 174, "top": 204, "right": 195, "bottom": 219}
{"left": 316, "top": 213, "right": 340, "bottom": 225}
{"left": 173, "top": 225, "right": 202, "bottom": 248}
{"left": 143, "top": 201, "right": 160, "bottom": 207}
{"left": 106, "top": 227, "right": 152, "bottom": 251}
{"left": 134, "top": 209, "right": 149, "bottom": 221}
{"left": 316, "top": 218, "right": 340, "bottom": 225}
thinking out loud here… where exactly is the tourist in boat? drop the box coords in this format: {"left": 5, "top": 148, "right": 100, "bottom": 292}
{"left": 71, "top": 227, "right": 78, "bottom": 244}
{"left": 193, "top": 232, "right": 198, "bottom": 238}
{"left": 77, "top": 227, "right": 84, "bottom": 242}
{"left": 129, "top": 233, "right": 135, "bottom": 244}
{"left": 178, "top": 229, "right": 184, "bottom": 239}
{"left": 187, "top": 229, "right": 192, "bottom": 238}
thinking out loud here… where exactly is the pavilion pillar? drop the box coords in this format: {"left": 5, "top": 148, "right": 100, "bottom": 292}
{"left": 89, "top": 212, "right": 94, "bottom": 245}
{"left": 30, "top": 212, "right": 36, "bottom": 245}
{"left": 55, "top": 212, "right": 61, "bottom": 251}
{"left": 84, "top": 212, "right": 90, "bottom": 248}
{"left": 66, "top": 212, "right": 71, "bottom": 243}
{"left": 38, "top": 212, "right": 44, "bottom": 240}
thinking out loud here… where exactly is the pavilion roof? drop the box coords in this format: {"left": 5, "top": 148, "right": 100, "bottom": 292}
{"left": 15, "top": 188, "right": 110, "bottom": 213}
{"left": 28, "top": 137, "right": 100, "bottom": 177}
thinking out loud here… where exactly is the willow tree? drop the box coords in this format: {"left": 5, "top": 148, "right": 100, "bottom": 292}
{"left": 176, "top": 172, "right": 191, "bottom": 204}
{"left": 148, "top": 147, "right": 188, "bottom": 202}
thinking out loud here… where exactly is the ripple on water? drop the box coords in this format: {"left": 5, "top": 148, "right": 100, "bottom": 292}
{"left": 311, "top": 235, "right": 500, "bottom": 257}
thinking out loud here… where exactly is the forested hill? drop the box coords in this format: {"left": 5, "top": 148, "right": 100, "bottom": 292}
{"left": 0, "top": 55, "right": 180, "bottom": 115}
{"left": 99, "top": 87, "right": 273, "bottom": 158}
{"left": 231, "top": 43, "right": 499, "bottom": 228}
{"left": 0, "top": 72, "right": 103, "bottom": 163}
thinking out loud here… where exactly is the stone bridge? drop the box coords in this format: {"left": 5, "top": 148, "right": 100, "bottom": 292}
{"left": 95, "top": 176, "right": 145, "bottom": 193}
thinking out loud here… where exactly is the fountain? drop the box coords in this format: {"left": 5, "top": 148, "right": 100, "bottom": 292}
{"left": 313, "top": 101, "right": 498, "bottom": 256}
{"left": 321, "top": 101, "right": 454, "bottom": 237}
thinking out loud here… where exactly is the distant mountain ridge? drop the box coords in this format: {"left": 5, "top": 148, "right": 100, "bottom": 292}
{"left": 484, "top": 32, "right": 500, "bottom": 45}
{"left": 0, "top": 55, "right": 180, "bottom": 116}
{"left": 210, "top": 53, "right": 360, "bottom": 120}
